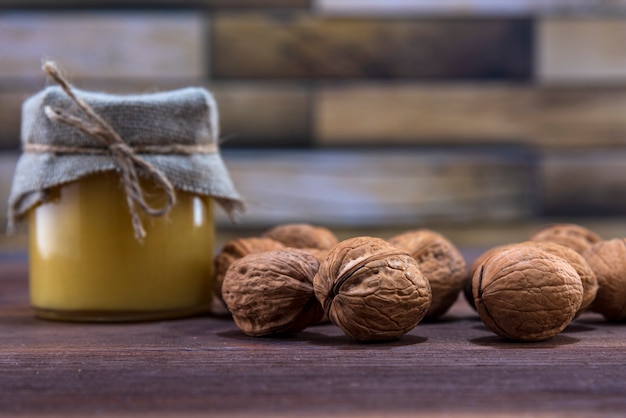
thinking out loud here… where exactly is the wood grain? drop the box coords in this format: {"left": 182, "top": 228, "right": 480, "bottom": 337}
{"left": 216, "top": 148, "right": 534, "bottom": 226}
{"left": 316, "top": 83, "right": 626, "bottom": 148}
{"left": 1, "top": 256, "right": 626, "bottom": 417}
{"left": 314, "top": 0, "right": 626, "bottom": 16}
{"left": 0, "top": 91, "right": 32, "bottom": 149}
{"left": 212, "top": 14, "right": 532, "bottom": 80}
{"left": 0, "top": 12, "right": 205, "bottom": 81}
{"left": 0, "top": 0, "right": 309, "bottom": 8}
{"left": 541, "top": 150, "right": 626, "bottom": 216}
{"left": 315, "top": 83, "right": 534, "bottom": 144}
{"left": 211, "top": 83, "right": 311, "bottom": 147}
{"left": 536, "top": 86, "right": 626, "bottom": 147}
{"left": 539, "top": 18, "right": 626, "bottom": 84}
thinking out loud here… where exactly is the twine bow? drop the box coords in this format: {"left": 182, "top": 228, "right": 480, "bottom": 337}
{"left": 41, "top": 61, "right": 177, "bottom": 240}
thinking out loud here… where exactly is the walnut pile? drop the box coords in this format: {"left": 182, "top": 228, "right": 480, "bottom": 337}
{"left": 472, "top": 245, "right": 583, "bottom": 342}
{"left": 221, "top": 249, "right": 324, "bottom": 337}
{"left": 314, "top": 236, "right": 432, "bottom": 342}
{"left": 529, "top": 223, "right": 602, "bottom": 254}
{"left": 388, "top": 229, "right": 466, "bottom": 319}
{"left": 213, "top": 237, "right": 285, "bottom": 302}
{"left": 584, "top": 238, "right": 626, "bottom": 321}
{"left": 263, "top": 223, "right": 338, "bottom": 250}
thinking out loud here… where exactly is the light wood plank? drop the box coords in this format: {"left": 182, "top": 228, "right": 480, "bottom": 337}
{"left": 0, "top": 0, "right": 309, "bottom": 8}
{"left": 0, "top": 12, "right": 205, "bottom": 81}
{"left": 537, "top": 87, "right": 626, "bottom": 147}
{"left": 315, "top": 83, "right": 534, "bottom": 145}
{"left": 539, "top": 18, "right": 626, "bottom": 84}
{"left": 314, "top": 0, "right": 626, "bottom": 16}
{"left": 215, "top": 149, "right": 533, "bottom": 226}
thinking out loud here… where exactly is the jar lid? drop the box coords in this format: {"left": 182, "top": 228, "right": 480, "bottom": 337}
{"left": 9, "top": 78, "right": 244, "bottom": 237}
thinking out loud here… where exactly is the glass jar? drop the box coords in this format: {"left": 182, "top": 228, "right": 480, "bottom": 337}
{"left": 9, "top": 76, "right": 243, "bottom": 322}
{"left": 27, "top": 171, "right": 215, "bottom": 322}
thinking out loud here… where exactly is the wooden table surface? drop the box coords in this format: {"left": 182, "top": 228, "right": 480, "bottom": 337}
{"left": 1, "top": 253, "right": 625, "bottom": 418}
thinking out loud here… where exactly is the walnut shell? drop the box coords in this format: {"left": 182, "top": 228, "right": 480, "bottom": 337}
{"left": 529, "top": 223, "right": 602, "bottom": 255}
{"left": 213, "top": 237, "right": 285, "bottom": 301}
{"left": 465, "top": 242, "right": 597, "bottom": 316}
{"left": 388, "top": 229, "right": 466, "bottom": 319}
{"left": 301, "top": 247, "right": 329, "bottom": 264}
{"left": 301, "top": 247, "right": 331, "bottom": 323}
{"left": 472, "top": 246, "right": 583, "bottom": 342}
{"left": 529, "top": 241, "right": 597, "bottom": 316}
{"left": 584, "top": 239, "right": 626, "bottom": 321}
{"left": 313, "top": 237, "right": 431, "bottom": 342}
{"left": 263, "top": 223, "right": 338, "bottom": 250}
{"left": 463, "top": 245, "right": 507, "bottom": 311}
{"left": 222, "top": 249, "right": 324, "bottom": 337}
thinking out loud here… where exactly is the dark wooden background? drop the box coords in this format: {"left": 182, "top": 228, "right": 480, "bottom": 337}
{"left": 2, "top": 0, "right": 626, "bottom": 249}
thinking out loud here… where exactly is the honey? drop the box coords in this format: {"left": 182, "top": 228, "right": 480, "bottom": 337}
{"left": 9, "top": 63, "right": 243, "bottom": 322}
{"left": 27, "top": 171, "right": 215, "bottom": 321}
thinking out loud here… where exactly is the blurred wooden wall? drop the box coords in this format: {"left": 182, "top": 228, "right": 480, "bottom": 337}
{"left": 2, "top": 0, "right": 626, "bottom": 249}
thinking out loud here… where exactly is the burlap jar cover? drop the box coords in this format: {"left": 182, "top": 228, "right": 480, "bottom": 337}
{"left": 8, "top": 62, "right": 244, "bottom": 238}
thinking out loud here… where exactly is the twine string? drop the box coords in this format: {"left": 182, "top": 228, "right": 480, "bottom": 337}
{"left": 41, "top": 61, "right": 177, "bottom": 240}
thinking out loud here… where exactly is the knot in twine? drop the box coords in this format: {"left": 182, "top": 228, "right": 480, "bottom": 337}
{"left": 41, "top": 61, "right": 176, "bottom": 240}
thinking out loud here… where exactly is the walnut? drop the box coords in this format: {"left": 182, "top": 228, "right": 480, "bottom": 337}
{"left": 584, "top": 239, "right": 626, "bottom": 321}
{"left": 313, "top": 237, "right": 431, "bottom": 342}
{"left": 472, "top": 246, "right": 583, "bottom": 342}
{"left": 263, "top": 223, "right": 338, "bottom": 250}
{"left": 529, "top": 223, "right": 602, "bottom": 255}
{"left": 222, "top": 249, "right": 323, "bottom": 336}
{"left": 388, "top": 229, "right": 466, "bottom": 319}
{"left": 465, "top": 241, "right": 597, "bottom": 316}
{"left": 213, "top": 237, "right": 285, "bottom": 302}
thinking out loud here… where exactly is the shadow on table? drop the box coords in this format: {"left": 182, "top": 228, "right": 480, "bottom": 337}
{"left": 469, "top": 333, "right": 580, "bottom": 348}
{"left": 217, "top": 328, "right": 428, "bottom": 349}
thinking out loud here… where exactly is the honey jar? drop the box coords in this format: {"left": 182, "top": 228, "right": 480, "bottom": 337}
{"left": 8, "top": 62, "right": 244, "bottom": 322}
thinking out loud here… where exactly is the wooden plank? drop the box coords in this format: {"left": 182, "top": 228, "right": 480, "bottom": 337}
{"left": 538, "top": 18, "right": 626, "bottom": 84}
{"left": 215, "top": 149, "right": 534, "bottom": 227}
{"left": 211, "top": 83, "right": 311, "bottom": 147}
{"left": 0, "top": 153, "right": 18, "bottom": 221}
{"left": 540, "top": 150, "right": 626, "bottom": 217}
{"left": 317, "top": 83, "right": 626, "bottom": 148}
{"left": 0, "top": 0, "right": 310, "bottom": 8}
{"left": 2, "top": 260, "right": 626, "bottom": 417}
{"left": 212, "top": 14, "right": 532, "bottom": 80}
{"left": 0, "top": 91, "right": 33, "bottom": 150}
{"left": 314, "top": 83, "right": 534, "bottom": 145}
{"left": 0, "top": 12, "right": 205, "bottom": 81}
{"left": 314, "top": 0, "right": 626, "bottom": 16}
{"left": 537, "top": 87, "right": 626, "bottom": 147}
